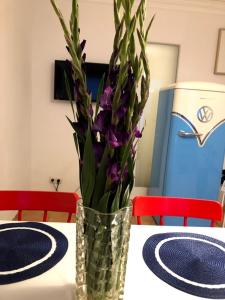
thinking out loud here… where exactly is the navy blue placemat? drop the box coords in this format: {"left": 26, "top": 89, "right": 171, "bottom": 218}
{"left": 0, "top": 222, "right": 68, "bottom": 284}
{"left": 143, "top": 232, "right": 225, "bottom": 299}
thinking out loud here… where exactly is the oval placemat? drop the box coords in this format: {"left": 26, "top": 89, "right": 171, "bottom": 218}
{"left": 143, "top": 232, "right": 225, "bottom": 299}
{"left": 0, "top": 222, "right": 68, "bottom": 284}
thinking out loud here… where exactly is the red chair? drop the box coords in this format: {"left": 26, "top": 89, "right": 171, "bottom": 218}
{"left": 132, "top": 196, "right": 223, "bottom": 227}
{"left": 0, "top": 191, "right": 80, "bottom": 222}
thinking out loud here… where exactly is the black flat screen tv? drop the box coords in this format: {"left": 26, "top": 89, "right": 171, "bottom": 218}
{"left": 54, "top": 60, "right": 108, "bottom": 101}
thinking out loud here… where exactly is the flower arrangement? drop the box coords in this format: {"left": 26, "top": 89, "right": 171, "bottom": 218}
{"left": 50, "top": 0, "right": 152, "bottom": 214}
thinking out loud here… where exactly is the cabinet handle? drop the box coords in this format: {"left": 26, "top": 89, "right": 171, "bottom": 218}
{"left": 178, "top": 130, "right": 202, "bottom": 138}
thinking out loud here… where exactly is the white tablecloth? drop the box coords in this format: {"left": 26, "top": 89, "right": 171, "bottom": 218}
{"left": 125, "top": 225, "right": 225, "bottom": 300}
{"left": 1, "top": 221, "right": 225, "bottom": 300}
{"left": 0, "top": 222, "right": 75, "bottom": 300}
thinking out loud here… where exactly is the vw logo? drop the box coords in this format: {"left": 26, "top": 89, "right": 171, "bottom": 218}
{"left": 197, "top": 106, "right": 213, "bottom": 123}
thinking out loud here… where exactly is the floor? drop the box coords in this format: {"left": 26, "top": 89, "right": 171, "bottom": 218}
{"left": 13, "top": 211, "right": 223, "bottom": 227}
{"left": 13, "top": 211, "right": 156, "bottom": 225}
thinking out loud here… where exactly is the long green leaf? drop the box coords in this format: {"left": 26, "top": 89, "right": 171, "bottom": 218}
{"left": 94, "top": 73, "right": 105, "bottom": 122}
{"left": 111, "top": 184, "right": 122, "bottom": 212}
{"left": 64, "top": 71, "right": 75, "bottom": 120}
{"left": 97, "top": 192, "right": 111, "bottom": 213}
{"left": 70, "top": 0, "right": 79, "bottom": 49}
{"left": 81, "top": 128, "right": 96, "bottom": 206}
{"left": 120, "top": 185, "right": 131, "bottom": 208}
{"left": 50, "top": 0, "right": 70, "bottom": 40}
{"left": 91, "top": 146, "right": 109, "bottom": 209}
{"left": 73, "top": 132, "right": 80, "bottom": 158}
{"left": 114, "top": 0, "right": 120, "bottom": 29}
{"left": 145, "top": 15, "right": 155, "bottom": 41}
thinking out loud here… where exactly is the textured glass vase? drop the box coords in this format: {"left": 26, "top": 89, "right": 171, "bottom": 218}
{"left": 76, "top": 199, "right": 132, "bottom": 300}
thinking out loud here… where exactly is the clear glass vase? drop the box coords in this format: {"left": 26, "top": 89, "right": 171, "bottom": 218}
{"left": 76, "top": 199, "right": 132, "bottom": 300}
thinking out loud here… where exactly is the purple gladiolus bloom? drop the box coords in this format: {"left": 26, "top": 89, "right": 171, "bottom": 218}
{"left": 107, "top": 129, "right": 121, "bottom": 148}
{"left": 107, "top": 129, "right": 130, "bottom": 148}
{"left": 82, "top": 53, "right": 86, "bottom": 62}
{"left": 123, "top": 165, "right": 129, "bottom": 180}
{"left": 134, "top": 127, "right": 142, "bottom": 138}
{"left": 107, "top": 162, "right": 121, "bottom": 183}
{"left": 93, "top": 111, "right": 111, "bottom": 133}
{"left": 117, "top": 106, "right": 127, "bottom": 119}
{"left": 121, "top": 89, "right": 130, "bottom": 104}
{"left": 80, "top": 39, "right": 86, "bottom": 51}
{"left": 100, "top": 86, "right": 113, "bottom": 110}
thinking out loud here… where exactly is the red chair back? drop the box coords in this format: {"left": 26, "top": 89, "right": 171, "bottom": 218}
{"left": 132, "top": 196, "right": 223, "bottom": 227}
{"left": 0, "top": 191, "right": 80, "bottom": 222}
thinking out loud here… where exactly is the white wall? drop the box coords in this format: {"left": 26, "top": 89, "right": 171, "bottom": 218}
{"left": 30, "top": 0, "right": 115, "bottom": 192}
{"left": 1, "top": 0, "right": 225, "bottom": 194}
{"left": 0, "top": 0, "right": 31, "bottom": 190}
{"left": 149, "top": 1, "right": 225, "bottom": 85}
{"left": 0, "top": 0, "right": 31, "bottom": 219}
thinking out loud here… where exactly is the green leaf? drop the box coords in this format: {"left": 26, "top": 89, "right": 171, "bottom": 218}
{"left": 141, "top": 76, "right": 145, "bottom": 102}
{"left": 50, "top": 0, "right": 71, "bottom": 41}
{"left": 91, "top": 146, "right": 109, "bottom": 210}
{"left": 114, "top": 0, "right": 120, "bottom": 29}
{"left": 120, "top": 138, "right": 133, "bottom": 171}
{"left": 94, "top": 73, "right": 105, "bottom": 122}
{"left": 64, "top": 71, "right": 75, "bottom": 120}
{"left": 140, "top": 52, "right": 149, "bottom": 79}
{"left": 127, "top": 154, "right": 134, "bottom": 190}
{"left": 81, "top": 128, "right": 96, "bottom": 207}
{"left": 120, "top": 185, "right": 131, "bottom": 208}
{"left": 145, "top": 15, "right": 155, "bottom": 41}
{"left": 73, "top": 132, "right": 80, "bottom": 158}
{"left": 129, "top": 35, "right": 135, "bottom": 65}
{"left": 66, "top": 116, "right": 75, "bottom": 130}
{"left": 129, "top": 15, "right": 137, "bottom": 38}
{"left": 70, "top": 0, "right": 79, "bottom": 48}
{"left": 97, "top": 192, "right": 111, "bottom": 213}
{"left": 117, "top": 0, "right": 123, "bottom": 10}
{"left": 111, "top": 184, "right": 122, "bottom": 212}
{"left": 137, "top": 29, "right": 145, "bottom": 53}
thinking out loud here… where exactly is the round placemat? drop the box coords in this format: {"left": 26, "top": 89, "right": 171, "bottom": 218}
{"left": 0, "top": 222, "right": 68, "bottom": 284}
{"left": 143, "top": 232, "right": 225, "bottom": 299}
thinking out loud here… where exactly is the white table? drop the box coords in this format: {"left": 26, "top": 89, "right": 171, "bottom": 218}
{"left": 0, "top": 222, "right": 75, "bottom": 300}
{"left": 125, "top": 225, "right": 225, "bottom": 300}
{"left": 1, "top": 222, "right": 225, "bottom": 300}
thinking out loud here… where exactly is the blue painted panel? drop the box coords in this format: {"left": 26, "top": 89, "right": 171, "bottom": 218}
{"left": 164, "top": 115, "right": 225, "bottom": 200}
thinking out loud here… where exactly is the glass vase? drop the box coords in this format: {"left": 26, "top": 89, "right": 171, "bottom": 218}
{"left": 76, "top": 199, "right": 132, "bottom": 300}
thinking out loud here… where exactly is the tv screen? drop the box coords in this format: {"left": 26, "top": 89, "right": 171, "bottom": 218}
{"left": 54, "top": 60, "right": 108, "bottom": 101}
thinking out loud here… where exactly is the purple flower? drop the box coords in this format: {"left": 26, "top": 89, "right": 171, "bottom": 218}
{"left": 134, "top": 127, "right": 142, "bottom": 138}
{"left": 100, "top": 86, "right": 113, "bottom": 110}
{"left": 80, "top": 39, "right": 86, "bottom": 51}
{"left": 121, "top": 89, "right": 130, "bottom": 105}
{"left": 82, "top": 53, "right": 86, "bottom": 62}
{"left": 109, "top": 66, "right": 120, "bottom": 87}
{"left": 107, "top": 162, "right": 121, "bottom": 183}
{"left": 106, "top": 129, "right": 121, "bottom": 148}
{"left": 93, "top": 111, "right": 111, "bottom": 133}
{"left": 116, "top": 106, "right": 127, "bottom": 119}
{"left": 106, "top": 129, "right": 130, "bottom": 148}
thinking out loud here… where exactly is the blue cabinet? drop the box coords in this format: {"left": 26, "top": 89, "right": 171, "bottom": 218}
{"left": 150, "top": 82, "right": 225, "bottom": 226}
